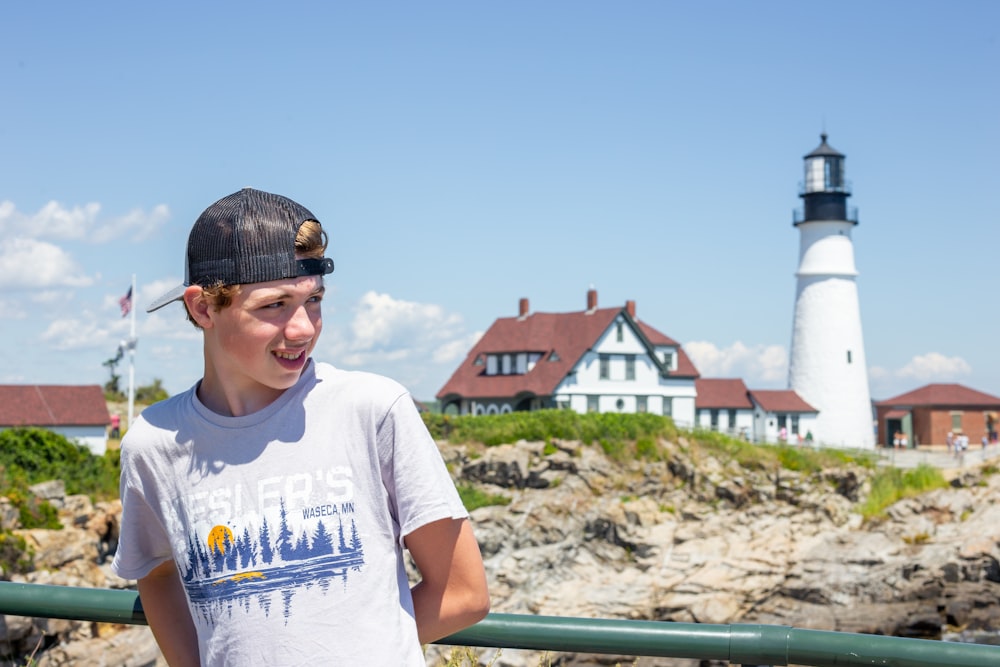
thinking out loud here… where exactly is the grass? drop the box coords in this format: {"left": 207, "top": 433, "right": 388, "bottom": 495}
{"left": 858, "top": 464, "right": 949, "bottom": 521}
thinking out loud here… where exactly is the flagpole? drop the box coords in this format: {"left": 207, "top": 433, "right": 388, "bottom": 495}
{"left": 127, "top": 273, "right": 136, "bottom": 431}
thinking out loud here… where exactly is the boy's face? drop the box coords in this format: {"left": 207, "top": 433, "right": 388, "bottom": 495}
{"left": 198, "top": 273, "right": 325, "bottom": 412}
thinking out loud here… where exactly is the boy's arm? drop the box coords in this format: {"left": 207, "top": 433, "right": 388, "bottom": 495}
{"left": 137, "top": 560, "right": 201, "bottom": 667}
{"left": 405, "top": 517, "right": 491, "bottom": 644}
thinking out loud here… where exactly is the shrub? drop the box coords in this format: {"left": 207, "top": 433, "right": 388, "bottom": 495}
{"left": 423, "top": 409, "right": 676, "bottom": 449}
{"left": 0, "top": 428, "right": 121, "bottom": 501}
{"left": 0, "top": 531, "right": 34, "bottom": 579}
{"left": 859, "top": 464, "right": 948, "bottom": 520}
{"left": 456, "top": 483, "right": 511, "bottom": 512}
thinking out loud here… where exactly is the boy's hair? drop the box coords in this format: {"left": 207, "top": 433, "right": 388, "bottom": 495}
{"left": 146, "top": 188, "right": 334, "bottom": 316}
{"left": 187, "top": 219, "right": 328, "bottom": 325}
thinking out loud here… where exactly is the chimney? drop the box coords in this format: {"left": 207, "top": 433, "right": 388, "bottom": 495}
{"left": 587, "top": 288, "right": 597, "bottom": 311}
{"left": 519, "top": 297, "right": 529, "bottom": 317}
{"left": 625, "top": 300, "right": 636, "bottom": 318}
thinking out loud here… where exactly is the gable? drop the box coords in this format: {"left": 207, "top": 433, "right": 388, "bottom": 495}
{"left": 0, "top": 385, "right": 111, "bottom": 428}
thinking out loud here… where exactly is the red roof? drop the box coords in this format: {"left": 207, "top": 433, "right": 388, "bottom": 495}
{"left": 695, "top": 378, "right": 752, "bottom": 409}
{"left": 749, "top": 389, "right": 817, "bottom": 413}
{"left": 0, "top": 385, "right": 110, "bottom": 427}
{"left": 437, "top": 305, "right": 699, "bottom": 400}
{"left": 875, "top": 383, "right": 1000, "bottom": 409}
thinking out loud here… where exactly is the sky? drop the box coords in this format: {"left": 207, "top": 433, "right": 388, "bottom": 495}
{"left": 1, "top": 1, "right": 997, "bottom": 404}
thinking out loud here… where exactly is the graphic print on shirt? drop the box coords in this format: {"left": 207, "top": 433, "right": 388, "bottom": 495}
{"left": 179, "top": 497, "right": 365, "bottom": 625}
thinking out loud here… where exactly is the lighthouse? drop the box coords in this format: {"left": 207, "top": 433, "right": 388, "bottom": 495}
{"left": 787, "top": 134, "right": 874, "bottom": 448}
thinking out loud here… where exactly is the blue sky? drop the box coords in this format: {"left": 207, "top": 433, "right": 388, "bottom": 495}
{"left": 1, "top": 1, "right": 997, "bottom": 403}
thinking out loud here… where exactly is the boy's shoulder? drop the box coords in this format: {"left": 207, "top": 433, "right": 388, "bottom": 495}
{"left": 312, "top": 361, "right": 408, "bottom": 397}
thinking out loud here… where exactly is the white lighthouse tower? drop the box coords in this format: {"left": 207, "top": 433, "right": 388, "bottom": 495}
{"left": 787, "top": 134, "right": 874, "bottom": 448}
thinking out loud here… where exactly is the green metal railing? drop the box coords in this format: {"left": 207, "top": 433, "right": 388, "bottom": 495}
{"left": 0, "top": 582, "right": 997, "bottom": 666}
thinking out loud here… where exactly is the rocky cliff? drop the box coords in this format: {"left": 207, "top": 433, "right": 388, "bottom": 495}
{"left": 2, "top": 438, "right": 998, "bottom": 667}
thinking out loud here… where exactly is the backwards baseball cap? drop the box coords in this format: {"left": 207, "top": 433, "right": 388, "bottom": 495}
{"left": 147, "top": 188, "right": 335, "bottom": 313}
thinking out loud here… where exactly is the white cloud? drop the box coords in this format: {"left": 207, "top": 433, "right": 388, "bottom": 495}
{"left": 685, "top": 340, "right": 788, "bottom": 386}
{"left": 432, "top": 331, "right": 484, "bottom": 364}
{"left": 897, "top": 352, "right": 972, "bottom": 381}
{"left": 40, "top": 317, "right": 112, "bottom": 351}
{"left": 0, "top": 200, "right": 170, "bottom": 243}
{"left": 346, "top": 291, "right": 464, "bottom": 357}
{"left": 0, "top": 298, "right": 28, "bottom": 320}
{"left": 0, "top": 238, "right": 95, "bottom": 289}
{"left": 312, "top": 291, "right": 473, "bottom": 399}
{"left": 90, "top": 204, "right": 171, "bottom": 243}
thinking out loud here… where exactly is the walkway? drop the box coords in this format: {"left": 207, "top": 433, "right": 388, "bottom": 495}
{"left": 876, "top": 443, "right": 1000, "bottom": 476}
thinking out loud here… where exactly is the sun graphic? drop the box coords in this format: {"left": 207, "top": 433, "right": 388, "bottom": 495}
{"left": 207, "top": 525, "right": 235, "bottom": 553}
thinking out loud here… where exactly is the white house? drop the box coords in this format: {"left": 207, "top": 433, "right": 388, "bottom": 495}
{"left": 748, "top": 389, "right": 819, "bottom": 445}
{"left": 0, "top": 384, "right": 111, "bottom": 455}
{"left": 437, "top": 289, "right": 700, "bottom": 427}
{"left": 694, "top": 378, "right": 756, "bottom": 439}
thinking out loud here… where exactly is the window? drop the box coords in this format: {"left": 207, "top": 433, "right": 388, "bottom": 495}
{"left": 549, "top": 350, "right": 560, "bottom": 362}
{"left": 847, "top": 350, "right": 852, "bottom": 364}
{"left": 486, "top": 355, "right": 498, "bottom": 375}
{"left": 951, "top": 411, "right": 963, "bottom": 431}
{"left": 616, "top": 321, "right": 624, "bottom": 342}
{"left": 710, "top": 409, "right": 719, "bottom": 430}
{"left": 662, "top": 398, "right": 673, "bottom": 416}
{"left": 663, "top": 351, "right": 674, "bottom": 370}
{"left": 473, "top": 354, "right": 484, "bottom": 366}
{"left": 502, "top": 354, "right": 512, "bottom": 375}
{"left": 615, "top": 398, "right": 625, "bottom": 411}
{"left": 599, "top": 354, "right": 610, "bottom": 379}
{"left": 625, "top": 354, "right": 635, "bottom": 380}
{"left": 516, "top": 353, "right": 527, "bottom": 374}
{"left": 728, "top": 409, "right": 736, "bottom": 430}
{"left": 791, "top": 415, "right": 800, "bottom": 435}
{"left": 587, "top": 395, "right": 599, "bottom": 413}
{"left": 637, "top": 396, "right": 647, "bottom": 413}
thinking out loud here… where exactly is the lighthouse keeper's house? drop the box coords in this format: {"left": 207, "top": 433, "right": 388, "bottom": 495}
{"left": 437, "top": 289, "right": 700, "bottom": 427}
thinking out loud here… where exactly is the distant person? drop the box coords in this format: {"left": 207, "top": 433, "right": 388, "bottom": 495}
{"left": 779, "top": 426, "right": 787, "bottom": 443}
{"left": 804, "top": 430, "right": 813, "bottom": 444}
{"left": 111, "top": 189, "right": 489, "bottom": 665}
{"left": 109, "top": 413, "right": 121, "bottom": 439}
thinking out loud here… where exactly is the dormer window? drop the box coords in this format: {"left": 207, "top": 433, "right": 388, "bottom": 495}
{"left": 663, "top": 351, "right": 674, "bottom": 370}
{"left": 483, "top": 352, "right": 542, "bottom": 376}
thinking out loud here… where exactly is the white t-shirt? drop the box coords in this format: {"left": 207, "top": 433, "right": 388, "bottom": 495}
{"left": 112, "top": 360, "right": 467, "bottom": 665}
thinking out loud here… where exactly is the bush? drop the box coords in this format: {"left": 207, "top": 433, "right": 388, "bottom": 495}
{"left": 0, "top": 531, "right": 34, "bottom": 579}
{"left": 423, "top": 409, "right": 676, "bottom": 449}
{"left": 0, "top": 428, "right": 120, "bottom": 500}
{"left": 456, "top": 483, "right": 511, "bottom": 511}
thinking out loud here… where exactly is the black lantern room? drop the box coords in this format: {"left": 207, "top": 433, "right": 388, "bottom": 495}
{"left": 796, "top": 134, "right": 858, "bottom": 225}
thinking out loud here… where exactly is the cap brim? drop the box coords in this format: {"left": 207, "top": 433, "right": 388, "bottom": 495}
{"left": 146, "top": 284, "right": 187, "bottom": 313}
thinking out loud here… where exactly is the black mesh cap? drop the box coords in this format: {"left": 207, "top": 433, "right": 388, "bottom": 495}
{"left": 146, "top": 188, "right": 335, "bottom": 312}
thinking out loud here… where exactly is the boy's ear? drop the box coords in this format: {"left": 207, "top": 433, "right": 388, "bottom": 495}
{"left": 183, "top": 286, "right": 214, "bottom": 328}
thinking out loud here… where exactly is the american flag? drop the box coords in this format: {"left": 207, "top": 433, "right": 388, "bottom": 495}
{"left": 119, "top": 286, "right": 133, "bottom": 318}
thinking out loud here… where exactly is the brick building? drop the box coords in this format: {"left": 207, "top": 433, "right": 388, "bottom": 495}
{"left": 874, "top": 383, "right": 1000, "bottom": 448}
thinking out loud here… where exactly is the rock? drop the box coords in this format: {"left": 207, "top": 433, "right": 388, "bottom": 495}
{"left": 6, "top": 441, "right": 1000, "bottom": 666}
{"left": 28, "top": 481, "right": 66, "bottom": 509}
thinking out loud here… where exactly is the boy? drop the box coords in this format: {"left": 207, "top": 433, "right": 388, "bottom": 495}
{"left": 112, "top": 188, "right": 489, "bottom": 665}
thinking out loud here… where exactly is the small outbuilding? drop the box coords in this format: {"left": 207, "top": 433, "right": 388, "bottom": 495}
{"left": 874, "top": 383, "right": 1000, "bottom": 448}
{"left": 0, "top": 384, "right": 111, "bottom": 455}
